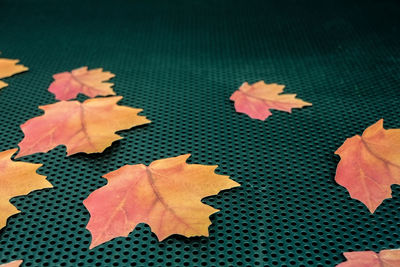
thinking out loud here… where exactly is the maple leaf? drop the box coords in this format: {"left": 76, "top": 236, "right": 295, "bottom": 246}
{"left": 0, "top": 260, "right": 23, "bottom": 267}
{"left": 0, "top": 81, "right": 8, "bottom": 89}
{"left": 0, "top": 148, "right": 52, "bottom": 230}
{"left": 230, "top": 81, "right": 312, "bottom": 120}
{"left": 337, "top": 249, "right": 400, "bottom": 267}
{"left": 83, "top": 154, "right": 240, "bottom": 249}
{"left": 335, "top": 119, "right": 400, "bottom": 213}
{"left": 48, "top": 66, "right": 116, "bottom": 100}
{"left": 0, "top": 58, "right": 28, "bottom": 89}
{"left": 16, "top": 96, "right": 150, "bottom": 158}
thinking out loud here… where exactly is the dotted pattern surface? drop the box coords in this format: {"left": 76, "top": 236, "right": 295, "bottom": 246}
{"left": 1, "top": 0, "right": 400, "bottom": 266}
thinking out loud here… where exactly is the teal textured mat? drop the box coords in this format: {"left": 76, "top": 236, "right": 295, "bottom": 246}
{"left": 0, "top": 0, "right": 400, "bottom": 266}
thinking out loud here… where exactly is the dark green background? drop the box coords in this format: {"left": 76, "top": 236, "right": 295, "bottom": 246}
{"left": 1, "top": 0, "right": 400, "bottom": 266}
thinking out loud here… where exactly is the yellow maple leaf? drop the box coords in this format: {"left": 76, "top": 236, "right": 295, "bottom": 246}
{"left": 0, "top": 58, "right": 28, "bottom": 89}
{"left": 84, "top": 154, "right": 240, "bottom": 248}
{"left": 0, "top": 149, "right": 52, "bottom": 230}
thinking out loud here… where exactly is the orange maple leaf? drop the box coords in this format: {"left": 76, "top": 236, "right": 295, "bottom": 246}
{"left": 230, "top": 81, "right": 311, "bottom": 120}
{"left": 0, "top": 81, "right": 8, "bottom": 89}
{"left": 48, "top": 66, "right": 115, "bottom": 100}
{"left": 336, "top": 249, "right": 400, "bottom": 267}
{"left": 0, "top": 260, "right": 23, "bottom": 267}
{"left": 0, "top": 58, "right": 28, "bottom": 89}
{"left": 0, "top": 149, "right": 52, "bottom": 230}
{"left": 16, "top": 96, "right": 150, "bottom": 158}
{"left": 335, "top": 119, "right": 400, "bottom": 213}
{"left": 83, "top": 154, "right": 240, "bottom": 249}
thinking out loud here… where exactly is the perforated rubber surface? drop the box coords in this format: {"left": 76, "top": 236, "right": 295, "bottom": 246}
{"left": 1, "top": 0, "right": 400, "bottom": 266}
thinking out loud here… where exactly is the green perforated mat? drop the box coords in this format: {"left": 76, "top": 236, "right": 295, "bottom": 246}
{"left": 1, "top": 0, "right": 400, "bottom": 266}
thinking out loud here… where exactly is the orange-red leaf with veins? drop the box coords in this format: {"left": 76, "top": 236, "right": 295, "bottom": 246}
{"left": 0, "top": 260, "right": 23, "bottom": 267}
{"left": 83, "top": 154, "right": 240, "bottom": 249}
{"left": 0, "top": 57, "right": 28, "bottom": 89}
{"left": 0, "top": 149, "right": 52, "bottom": 230}
{"left": 230, "top": 81, "right": 311, "bottom": 120}
{"left": 335, "top": 119, "right": 400, "bottom": 213}
{"left": 337, "top": 249, "right": 400, "bottom": 267}
{"left": 48, "top": 66, "right": 115, "bottom": 100}
{"left": 16, "top": 96, "right": 150, "bottom": 158}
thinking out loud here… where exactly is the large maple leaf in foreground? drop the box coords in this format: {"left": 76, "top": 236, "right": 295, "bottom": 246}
{"left": 16, "top": 96, "right": 150, "bottom": 158}
{"left": 337, "top": 249, "right": 400, "bottom": 266}
{"left": 0, "top": 57, "right": 28, "bottom": 89}
{"left": 83, "top": 154, "right": 240, "bottom": 249}
{"left": 48, "top": 66, "right": 115, "bottom": 100}
{"left": 335, "top": 119, "right": 400, "bottom": 213}
{"left": 0, "top": 260, "right": 23, "bottom": 267}
{"left": 230, "top": 81, "right": 311, "bottom": 120}
{"left": 0, "top": 149, "right": 52, "bottom": 230}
